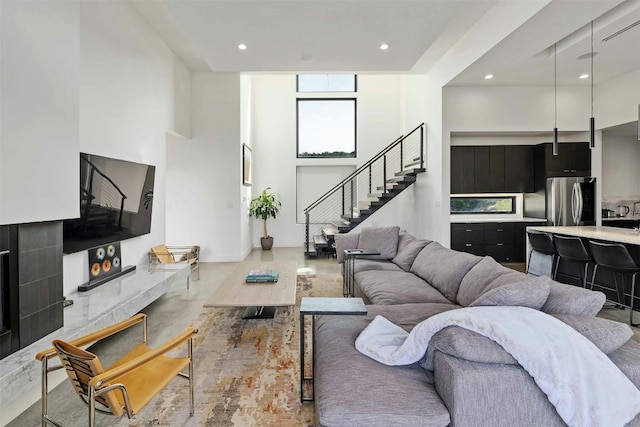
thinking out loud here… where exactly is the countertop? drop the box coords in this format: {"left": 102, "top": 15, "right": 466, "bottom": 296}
{"left": 526, "top": 225, "right": 640, "bottom": 245}
{"left": 602, "top": 216, "right": 640, "bottom": 221}
{"left": 451, "top": 216, "right": 547, "bottom": 224}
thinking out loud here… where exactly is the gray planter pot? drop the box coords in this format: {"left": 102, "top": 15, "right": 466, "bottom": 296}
{"left": 260, "top": 237, "right": 274, "bottom": 250}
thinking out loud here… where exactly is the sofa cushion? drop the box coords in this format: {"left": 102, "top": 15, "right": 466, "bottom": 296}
{"left": 392, "top": 231, "right": 432, "bottom": 271}
{"left": 468, "top": 275, "right": 551, "bottom": 310}
{"left": 551, "top": 314, "right": 632, "bottom": 354}
{"left": 456, "top": 256, "right": 514, "bottom": 306}
{"left": 353, "top": 259, "right": 404, "bottom": 274}
{"left": 355, "top": 270, "right": 452, "bottom": 305}
{"left": 357, "top": 226, "right": 400, "bottom": 259}
{"left": 410, "top": 242, "right": 482, "bottom": 303}
{"left": 367, "top": 303, "right": 461, "bottom": 331}
{"left": 335, "top": 233, "right": 360, "bottom": 264}
{"left": 315, "top": 315, "right": 451, "bottom": 427}
{"left": 541, "top": 280, "right": 606, "bottom": 317}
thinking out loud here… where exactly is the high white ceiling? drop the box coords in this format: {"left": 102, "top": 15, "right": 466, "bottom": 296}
{"left": 131, "top": 0, "right": 640, "bottom": 87}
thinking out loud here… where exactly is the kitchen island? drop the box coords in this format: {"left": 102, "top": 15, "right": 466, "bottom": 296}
{"left": 526, "top": 225, "right": 640, "bottom": 318}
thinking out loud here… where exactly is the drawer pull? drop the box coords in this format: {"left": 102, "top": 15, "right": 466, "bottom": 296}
{"left": 497, "top": 243, "right": 504, "bottom": 246}
{"left": 497, "top": 229, "right": 503, "bottom": 232}
{"left": 465, "top": 244, "right": 472, "bottom": 247}
{"left": 465, "top": 229, "right": 472, "bottom": 232}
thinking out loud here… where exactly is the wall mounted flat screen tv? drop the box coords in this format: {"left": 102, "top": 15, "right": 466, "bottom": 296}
{"left": 63, "top": 153, "right": 155, "bottom": 254}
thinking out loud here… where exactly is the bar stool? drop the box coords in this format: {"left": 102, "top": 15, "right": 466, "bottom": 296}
{"left": 553, "top": 235, "right": 593, "bottom": 288}
{"left": 526, "top": 231, "right": 557, "bottom": 278}
{"left": 589, "top": 241, "right": 640, "bottom": 327}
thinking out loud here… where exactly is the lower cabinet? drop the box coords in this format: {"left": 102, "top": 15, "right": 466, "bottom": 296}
{"left": 451, "top": 221, "right": 546, "bottom": 262}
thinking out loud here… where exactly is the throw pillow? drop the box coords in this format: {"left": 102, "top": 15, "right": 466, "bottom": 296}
{"left": 391, "top": 231, "right": 431, "bottom": 271}
{"left": 410, "top": 242, "right": 482, "bottom": 302}
{"left": 469, "top": 275, "right": 551, "bottom": 310}
{"left": 456, "top": 256, "right": 514, "bottom": 306}
{"left": 541, "top": 280, "right": 606, "bottom": 317}
{"left": 357, "top": 226, "right": 400, "bottom": 259}
{"left": 335, "top": 233, "right": 360, "bottom": 264}
{"left": 551, "top": 314, "right": 633, "bottom": 354}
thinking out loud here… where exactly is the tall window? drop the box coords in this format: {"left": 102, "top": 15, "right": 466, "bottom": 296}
{"left": 297, "top": 99, "right": 356, "bottom": 158}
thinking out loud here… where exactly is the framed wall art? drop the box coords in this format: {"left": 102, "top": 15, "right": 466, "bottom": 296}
{"left": 243, "top": 143, "right": 252, "bottom": 186}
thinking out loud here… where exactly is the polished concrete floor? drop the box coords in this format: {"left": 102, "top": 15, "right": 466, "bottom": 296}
{"left": 8, "top": 250, "right": 639, "bottom": 426}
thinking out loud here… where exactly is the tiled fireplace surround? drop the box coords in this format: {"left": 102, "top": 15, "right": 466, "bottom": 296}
{"left": 0, "top": 221, "right": 64, "bottom": 360}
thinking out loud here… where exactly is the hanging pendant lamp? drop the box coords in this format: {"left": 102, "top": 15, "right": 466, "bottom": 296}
{"left": 553, "top": 43, "right": 559, "bottom": 156}
{"left": 589, "top": 21, "right": 595, "bottom": 149}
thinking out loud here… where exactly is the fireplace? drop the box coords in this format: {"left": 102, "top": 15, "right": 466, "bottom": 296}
{"left": 0, "top": 222, "right": 64, "bottom": 360}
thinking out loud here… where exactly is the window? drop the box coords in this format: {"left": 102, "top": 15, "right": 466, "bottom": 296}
{"left": 297, "top": 74, "right": 357, "bottom": 92}
{"left": 450, "top": 197, "right": 516, "bottom": 214}
{"left": 297, "top": 99, "right": 356, "bottom": 158}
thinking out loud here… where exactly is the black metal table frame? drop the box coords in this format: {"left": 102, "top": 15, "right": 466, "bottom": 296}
{"left": 342, "top": 249, "right": 380, "bottom": 297}
{"left": 299, "top": 297, "right": 367, "bottom": 402}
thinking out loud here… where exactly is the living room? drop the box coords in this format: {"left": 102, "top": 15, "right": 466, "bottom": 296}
{"left": 2, "top": 0, "right": 640, "bottom": 425}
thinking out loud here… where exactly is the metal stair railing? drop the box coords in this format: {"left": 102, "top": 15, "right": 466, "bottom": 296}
{"left": 304, "top": 123, "right": 425, "bottom": 255}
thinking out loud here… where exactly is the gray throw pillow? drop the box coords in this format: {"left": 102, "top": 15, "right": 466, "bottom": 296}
{"left": 357, "top": 226, "right": 400, "bottom": 259}
{"left": 551, "top": 314, "right": 632, "bottom": 354}
{"left": 541, "top": 280, "right": 606, "bottom": 317}
{"left": 335, "top": 233, "right": 360, "bottom": 264}
{"left": 392, "top": 231, "right": 431, "bottom": 271}
{"left": 456, "top": 256, "right": 514, "bottom": 306}
{"left": 410, "top": 242, "right": 482, "bottom": 302}
{"left": 469, "top": 275, "right": 551, "bottom": 310}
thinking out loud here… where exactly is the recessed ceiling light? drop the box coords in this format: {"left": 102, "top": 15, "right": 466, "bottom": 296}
{"left": 238, "top": 43, "right": 247, "bottom": 50}
{"left": 484, "top": 74, "right": 494, "bottom": 80}
{"left": 579, "top": 74, "right": 589, "bottom": 79}
{"left": 300, "top": 54, "right": 314, "bottom": 62}
{"left": 380, "top": 43, "right": 389, "bottom": 50}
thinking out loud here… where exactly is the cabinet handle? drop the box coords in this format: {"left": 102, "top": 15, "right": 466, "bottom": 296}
{"left": 571, "top": 169, "right": 577, "bottom": 173}
{"left": 497, "top": 229, "right": 503, "bottom": 232}
{"left": 465, "top": 229, "right": 472, "bottom": 232}
{"left": 497, "top": 243, "right": 504, "bottom": 246}
{"left": 465, "top": 244, "right": 472, "bottom": 247}
{"left": 563, "top": 169, "right": 570, "bottom": 173}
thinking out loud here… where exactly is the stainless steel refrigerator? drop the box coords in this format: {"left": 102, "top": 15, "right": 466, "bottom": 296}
{"left": 546, "top": 177, "right": 596, "bottom": 226}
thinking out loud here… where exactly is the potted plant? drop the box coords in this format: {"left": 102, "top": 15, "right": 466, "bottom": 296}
{"left": 249, "top": 187, "right": 282, "bottom": 250}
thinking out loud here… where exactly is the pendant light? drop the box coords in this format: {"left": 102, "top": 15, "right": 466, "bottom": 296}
{"left": 553, "top": 43, "right": 559, "bottom": 156}
{"left": 589, "top": 21, "right": 595, "bottom": 149}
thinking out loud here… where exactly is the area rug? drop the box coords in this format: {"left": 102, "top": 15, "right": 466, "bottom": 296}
{"left": 115, "top": 272, "right": 343, "bottom": 427}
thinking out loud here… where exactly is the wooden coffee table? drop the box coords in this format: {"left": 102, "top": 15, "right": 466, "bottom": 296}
{"left": 203, "top": 261, "right": 297, "bottom": 319}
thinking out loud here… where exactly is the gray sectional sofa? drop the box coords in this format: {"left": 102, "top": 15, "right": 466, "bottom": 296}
{"left": 314, "top": 226, "right": 640, "bottom": 427}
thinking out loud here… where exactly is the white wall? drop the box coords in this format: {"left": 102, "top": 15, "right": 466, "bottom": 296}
{"left": 602, "top": 133, "right": 640, "bottom": 199}
{"left": 62, "top": 0, "right": 190, "bottom": 295}
{"left": 0, "top": 0, "right": 79, "bottom": 225}
{"left": 249, "top": 74, "right": 408, "bottom": 248}
{"left": 166, "top": 72, "right": 244, "bottom": 262}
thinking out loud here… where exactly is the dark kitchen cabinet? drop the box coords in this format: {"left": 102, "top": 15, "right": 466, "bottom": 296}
{"left": 451, "top": 145, "right": 533, "bottom": 194}
{"left": 451, "top": 221, "right": 546, "bottom": 262}
{"left": 451, "top": 146, "right": 475, "bottom": 194}
{"left": 534, "top": 142, "right": 591, "bottom": 190}
{"left": 504, "top": 145, "right": 534, "bottom": 193}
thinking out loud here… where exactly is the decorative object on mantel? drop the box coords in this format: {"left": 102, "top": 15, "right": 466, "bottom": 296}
{"left": 78, "top": 241, "right": 136, "bottom": 292}
{"left": 553, "top": 43, "right": 559, "bottom": 156}
{"left": 249, "top": 187, "right": 282, "bottom": 250}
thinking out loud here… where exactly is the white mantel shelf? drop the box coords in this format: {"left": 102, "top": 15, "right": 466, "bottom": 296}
{"left": 0, "top": 263, "right": 189, "bottom": 420}
{"left": 526, "top": 225, "right": 640, "bottom": 246}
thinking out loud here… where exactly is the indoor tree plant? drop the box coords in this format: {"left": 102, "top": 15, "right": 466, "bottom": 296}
{"left": 249, "top": 187, "right": 282, "bottom": 250}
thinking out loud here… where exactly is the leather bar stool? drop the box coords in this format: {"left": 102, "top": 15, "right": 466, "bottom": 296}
{"left": 589, "top": 241, "right": 640, "bottom": 327}
{"left": 526, "top": 231, "right": 557, "bottom": 278}
{"left": 553, "top": 235, "right": 593, "bottom": 288}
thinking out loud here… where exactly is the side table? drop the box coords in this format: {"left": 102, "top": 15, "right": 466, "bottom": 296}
{"left": 299, "top": 297, "right": 367, "bottom": 402}
{"left": 343, "top": 249, "right": 380, "bottom": 297}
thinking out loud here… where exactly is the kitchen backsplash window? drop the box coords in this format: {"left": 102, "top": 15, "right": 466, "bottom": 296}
{"left": 451, "top": 196, "right": 516, "bottom": 214}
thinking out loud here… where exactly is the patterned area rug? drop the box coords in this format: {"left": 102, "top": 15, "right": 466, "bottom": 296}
{"left": 115, "top": 273, "right": 343, "bottom": 427}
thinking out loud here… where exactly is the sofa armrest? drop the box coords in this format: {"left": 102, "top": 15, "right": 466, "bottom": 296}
{"left": 335, "top": 233, "right": 360, "bottom": 264}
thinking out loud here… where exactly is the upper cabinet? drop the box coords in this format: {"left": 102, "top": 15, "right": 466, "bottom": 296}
{"left": 451, "top": 145, "right": 534, "bottom": 194}
{"left": 534, "top": 142, "right": 591, "bottom": 190}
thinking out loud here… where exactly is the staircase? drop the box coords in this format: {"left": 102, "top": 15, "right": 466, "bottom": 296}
{"left": 304, "top": 123, "right": 425, "bottom": 257}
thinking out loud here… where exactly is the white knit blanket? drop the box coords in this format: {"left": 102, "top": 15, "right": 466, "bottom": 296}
{"left": 355, "top": 306, "right": 640, "bottom": 427}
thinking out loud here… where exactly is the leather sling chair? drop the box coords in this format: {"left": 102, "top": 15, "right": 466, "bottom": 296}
{"left": 35, "top": 313, "right": 197, "bottom": 427}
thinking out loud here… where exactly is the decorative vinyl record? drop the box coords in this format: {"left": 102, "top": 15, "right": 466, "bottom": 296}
{"left": 88, "top": 241, "right": 122, "bottom": 281}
